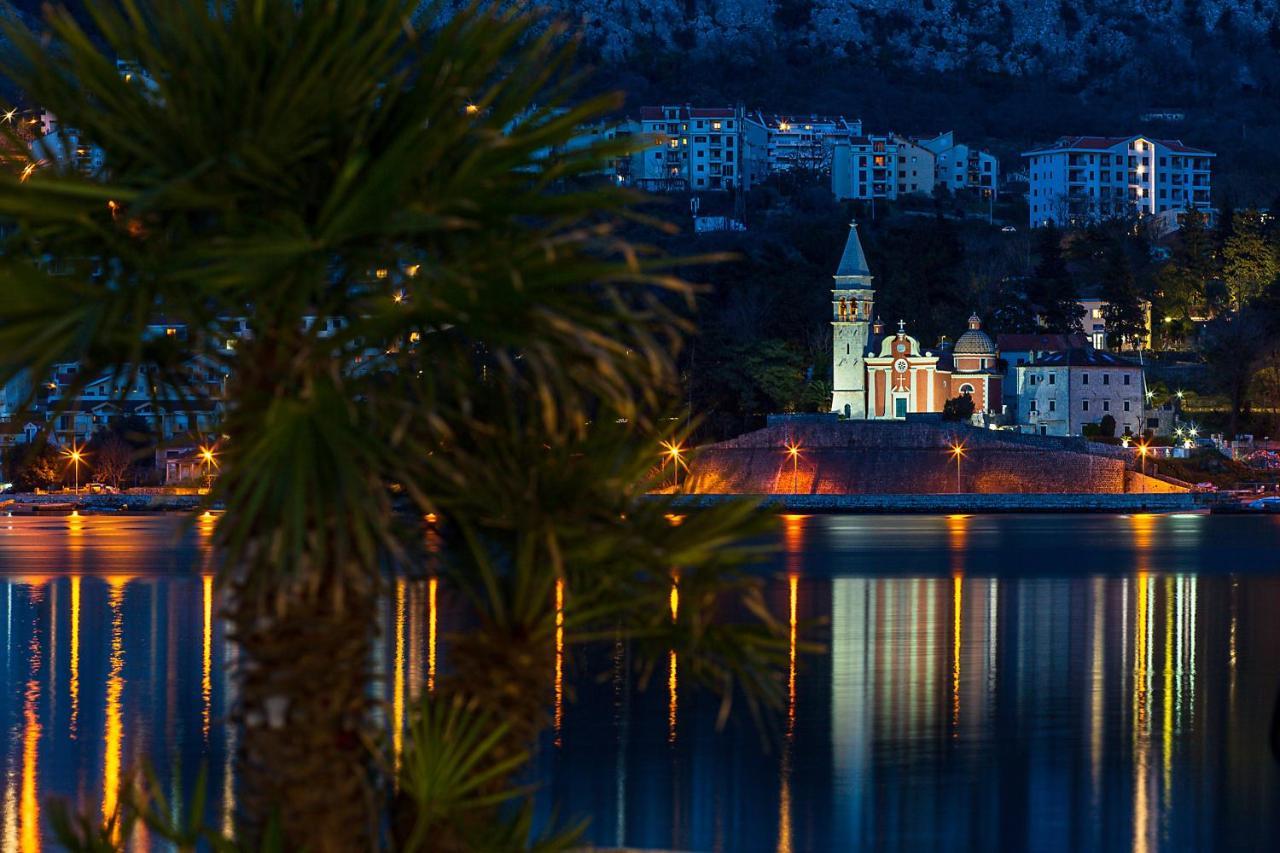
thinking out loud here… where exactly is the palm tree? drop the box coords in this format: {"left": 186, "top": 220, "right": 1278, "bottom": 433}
{"left": 0, "top": 2, "right": 782, "bottom": 849}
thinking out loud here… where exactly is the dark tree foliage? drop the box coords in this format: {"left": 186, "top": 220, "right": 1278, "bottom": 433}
{"left": 942, "top": 392, "right": 975, "bottom": 422}
{"left": 1027, "top": 224, "right": 1081, "bottom": 333}
{"left": 864, "top": 215, "right": 968, "bottom": 348}
{"left": 3, "top": 440, "right": 63, "bottom": 491}
{"left": 1100, "top": 245, "right": 1148, "bottom": 349}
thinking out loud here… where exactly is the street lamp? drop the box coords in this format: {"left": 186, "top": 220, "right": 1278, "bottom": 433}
{"left": 199, "top": 445, "right": 218, "bottom": 484}
{"left": 784, "top": 440, "right": 802, "bottom": 493}
{"left": 950, "top": 442, "right": 966, "bottom": 494}
{"left": 1137, "top": 441, "right": 1150, "bottom": 493}
{"left": 660, "top": 440, "right": 685, "bottom": 491}
{"left": 62, "top": 441, "right": 85, "bottom": 495}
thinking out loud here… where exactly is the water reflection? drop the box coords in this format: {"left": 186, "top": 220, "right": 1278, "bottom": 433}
{"left": 3, "top": 514, "right": 1280, "bottom": 850}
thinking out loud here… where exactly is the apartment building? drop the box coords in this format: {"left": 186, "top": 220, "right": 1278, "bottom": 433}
{"left": 1023, "top": 135, "right": 1214, "bottom": 228}
{"left": 629, "top": 105, "right": 747, "bottom": 192}
{"left": 1078, "top": 296, "right": 1152, "bottom": 351}
{"left": 832, "top": 131, "right": 996, "bottom": 202}
{"left": 831, "top": 134, "right": 935, "bottom": 201}
{"left": 743, "top": 112, "right": 861, "bottom": 177}
{"left": 920, "top": 131, "right": 998, "bottom": 198}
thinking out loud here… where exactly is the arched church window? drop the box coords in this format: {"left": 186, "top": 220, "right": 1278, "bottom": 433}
{"left": 959, "top": 383, "right": 975, "bottom": 395}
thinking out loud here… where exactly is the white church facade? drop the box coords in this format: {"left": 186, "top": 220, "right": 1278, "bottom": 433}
{"left": 830, "top": 221, "right": 1003, "bottom": 420}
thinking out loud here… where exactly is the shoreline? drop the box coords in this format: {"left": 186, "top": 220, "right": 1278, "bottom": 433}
{"left": 663, "top": 492, "right": 1215, "bottom": 513}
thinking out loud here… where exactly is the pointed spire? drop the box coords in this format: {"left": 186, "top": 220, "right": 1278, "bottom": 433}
{"left": 833, "top": 220, "right": 873, "bottom": 289}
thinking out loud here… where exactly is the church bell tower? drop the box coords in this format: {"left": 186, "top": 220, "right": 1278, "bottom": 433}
{"left": 831, "top": 220, "right": 874, "bottom": 418}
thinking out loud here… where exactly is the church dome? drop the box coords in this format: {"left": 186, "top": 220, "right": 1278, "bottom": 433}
{"left": 953, "top": 313, "right": 996, "bottom": 356}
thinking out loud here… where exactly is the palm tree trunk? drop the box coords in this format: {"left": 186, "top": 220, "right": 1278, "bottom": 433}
{"left": 228, "top": 574, "right": 378, "bottom": 851}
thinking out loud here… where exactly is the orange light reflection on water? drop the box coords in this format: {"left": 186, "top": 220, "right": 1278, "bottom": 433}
{"left": 554, "top": 578, "right": 565, "bottom": 745}
{"left": 20, "top": 586, "right": 44, "bottom": 853}
{"left": 102, "top": 580, "right": 125, "bottom": 833}
{"left": 393, "top": 579, "right": 406, "bottom": 772}
{"left": 668, "top": 573, "right": 679, "bottom": 744}
{"left": 69, "top": 576, "right": 80, "bottom": 740}
{"left": 202, "top": 574, "right": 212, "bottom": 742}
{"left": 427, "top": 577, "right": 438, "bottom": 692}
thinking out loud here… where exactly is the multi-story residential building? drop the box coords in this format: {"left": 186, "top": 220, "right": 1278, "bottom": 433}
{"left": 1015, "top": 348, "right": 1146, "bottom": 437}
{"left": 1078, "top": 296, "right": 1152, "bottom": 351}
{"left": 1022, "top": 135, "right": 1214, "bottom": 228}
{"left": 918, "top": 131, "right": 998, "bottom": 198}
{"left": 892, "top": 137, "right": 937, "bottom": 196}
{"left": 743, "top": 112, "right": 861, "bottom": 177}
{"left": 629, "top": 105, "right": 747, "bottom": 192}
{"left": 832, "top": 134, "right": 935, "bottom": 201}
{"left": 832, "top": 131, "right": 994, "bottom": 202}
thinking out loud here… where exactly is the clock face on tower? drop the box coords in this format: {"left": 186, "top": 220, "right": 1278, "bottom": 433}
{"left": 893, "top": 358, "right": 909, "bottom": 373}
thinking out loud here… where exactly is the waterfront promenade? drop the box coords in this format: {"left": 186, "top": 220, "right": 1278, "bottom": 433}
{"left": 668, "top": 491, "right": 1206, "bottom": 513}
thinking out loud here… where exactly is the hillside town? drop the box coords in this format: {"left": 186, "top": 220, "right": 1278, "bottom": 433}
{"left": 6, "top": 6, "right": 1280, "bottom": 853}
{"left": 4, "top": 85, "right": 1278, "bottom": 495}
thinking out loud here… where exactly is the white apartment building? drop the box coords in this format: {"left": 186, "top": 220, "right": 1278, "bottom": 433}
{"left": 1016, "top": 349, "right": 1146, "bottom": 437}
{"left": 831, "top": 134, "right": 935, "bottom": 201}
{"left": 743, "top": 112, "right": 861, "bottom": 177}
{"left": 918, "top": 131, "right": 998, "bottom": 198}
{"left": 1023, "top": 135, "right": 1214, "bottom": 228}
{"left": 629, "top": 105, "right": 747, "bottom": 192}
{"left": 1078, "top": 296, "right": 1152, "bottom": 351}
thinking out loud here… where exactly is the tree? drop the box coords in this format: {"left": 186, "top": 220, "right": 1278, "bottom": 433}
{"left": 1222, "top": 209, "right": 1279, "bottom": 310}
{"left": 1099, "top": 413, "right": 1117, "bottom": 437}
{"left": 87, "top": 430, "right": 133, "bottom": 488}
{"left": 1027, "top": 224, "right": 1082, "bottom": 333}
{"left": 4, "top": 441, "right": 63, "bottom": 492}
{"left": 1100, "top": 245, "right": 1148, "bottom": 349}
{"left": 1202, "top": 309, "right": 1277, "bottom": 439}
{"left": 942, "top": 392, "right": 975, "bottom": 422}
{"left": 0, "top": 3, "right": 778, "bottom": 850}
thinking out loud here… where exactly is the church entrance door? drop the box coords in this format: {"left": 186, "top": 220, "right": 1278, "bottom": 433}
{"left": 894, "top": 397, "right": 908, "bottom": 419}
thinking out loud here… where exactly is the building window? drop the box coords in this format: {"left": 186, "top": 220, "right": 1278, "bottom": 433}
{"left": 1103, "top": 374, "right": 1110, "bottom": 385}
{"left": 1124, "top": 401, "right": 1131, "bottom": 412}
{"left": 1082, "top": 400, "right": 1090, "bottom": 412}
{"left": 1082, "top": 373, "right": 1089, "bottom": 385}
{"left": 1048, "top": 400, "right": 1056, "bottom": 412}
{"left": 1048, "top": 374, "right": 1056, "bottom": 385}
{"left": 1124, "top": 375, "right": 1131, "bottom": 385}
{"left": 1103, "top": 401, "right": 1110, "bottom": 411}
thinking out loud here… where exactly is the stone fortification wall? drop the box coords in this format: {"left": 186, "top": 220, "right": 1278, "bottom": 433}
{"left": 668, "top": 493, "right": 1204, "bottom": 513}
{"left": 687, "top": 421, "right": 1170, "bottom": 495}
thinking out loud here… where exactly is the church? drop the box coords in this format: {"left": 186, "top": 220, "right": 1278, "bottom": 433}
{"left": 830, "top": 221, "right": 1002, "bottom": 420}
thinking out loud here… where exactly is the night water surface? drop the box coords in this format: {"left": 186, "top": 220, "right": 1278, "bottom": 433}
{"left": 3, "top": 513, "right": 1280, "bottom": 851}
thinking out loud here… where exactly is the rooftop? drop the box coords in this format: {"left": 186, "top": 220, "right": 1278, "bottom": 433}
{"left": 1022, "top": 135, "right": 1214, "bottom": 156}
{"left": 1030, "top": 348, "right": 1142, "bottom": 368}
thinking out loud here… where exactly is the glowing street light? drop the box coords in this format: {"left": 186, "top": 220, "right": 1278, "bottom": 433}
{"left": 784, "top": 440, "right": 802, "bottom": 493}
{"left": 949, "top": 442, "right": 966, "bottom": 494}
{"left": 1137, "top": 441, "right": 1150, "bottom": 493}
{"left": 660, "top": 440, "right": 685, "bottom": 490}
{"left": 199, "top": 445, "right": 219, "bottom": 482}
{"left": 62, "top": 441, "right": 86, "bottom": 495}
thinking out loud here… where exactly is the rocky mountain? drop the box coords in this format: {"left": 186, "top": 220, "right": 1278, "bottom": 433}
{"left": 531, "top": 0, "right": 1278, "bottom": 89}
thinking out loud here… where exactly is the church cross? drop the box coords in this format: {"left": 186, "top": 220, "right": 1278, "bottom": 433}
{"left": 897, "top": 319, "right": 906, "bottom": 335}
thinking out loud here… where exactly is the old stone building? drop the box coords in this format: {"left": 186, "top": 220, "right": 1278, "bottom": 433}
{"left": 1015, "top": 348, "right": 1146, "bottom": 437}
